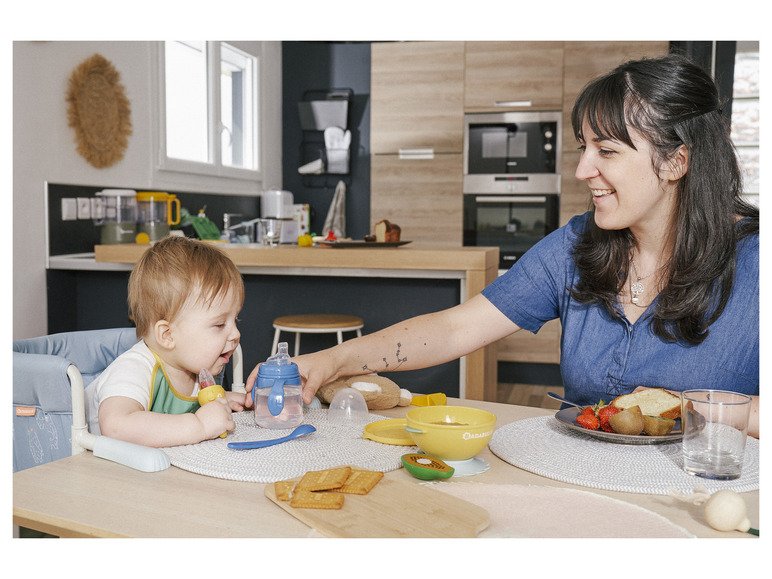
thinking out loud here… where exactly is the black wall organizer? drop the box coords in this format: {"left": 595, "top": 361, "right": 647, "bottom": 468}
{"left": 297, "top": 89, "right": 353, "bottom": 188}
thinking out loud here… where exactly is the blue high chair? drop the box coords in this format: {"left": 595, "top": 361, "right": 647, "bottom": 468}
{"left": 12, "top": 328, "right": 245, "bottom": 473}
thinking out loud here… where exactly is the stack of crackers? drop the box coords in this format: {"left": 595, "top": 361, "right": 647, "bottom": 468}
{"left": 275, "top": 466, "right": 384, "bottom": 510}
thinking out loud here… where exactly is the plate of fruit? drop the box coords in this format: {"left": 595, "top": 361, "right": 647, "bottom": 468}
{"left": 554, "top": 392, "right": 683, "bottom": 445}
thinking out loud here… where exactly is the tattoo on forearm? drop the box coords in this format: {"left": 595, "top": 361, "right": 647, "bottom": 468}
{"left": 363, "top": 342, "right": 407, "bottom": 373}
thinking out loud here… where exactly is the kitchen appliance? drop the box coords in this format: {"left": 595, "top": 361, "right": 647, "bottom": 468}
{"left": 261, "top": 188, "right": 294, "bottom": 219}
{"left": 136, "top": 192, "right": 181, "bottom": 242}
{"left": 260, "top": 189, "right": 297, "bottom": 243}
{"left": 463, "top": 111, "right": 561, "bottom": 270}
{"left": 464, "top": 193, "right": 559, "bottom": 270}
{"left": 464, "top": 111, "right": 561, "bottom": 194}
{"left": 92, "top": 189, "right": 138, "bottom": 244}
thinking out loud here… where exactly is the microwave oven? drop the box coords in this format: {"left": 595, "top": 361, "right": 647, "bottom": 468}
{"left": 463, "top": 111, "right": 562, "bottom": 194}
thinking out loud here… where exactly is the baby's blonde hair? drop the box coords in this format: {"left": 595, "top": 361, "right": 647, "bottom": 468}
{"left": 128, "top": 236, "right": 244, "bottom": 338}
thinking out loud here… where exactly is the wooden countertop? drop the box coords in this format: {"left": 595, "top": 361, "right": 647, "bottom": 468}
{"left": 95, "top": 242, "right": 499, "bottom": 272}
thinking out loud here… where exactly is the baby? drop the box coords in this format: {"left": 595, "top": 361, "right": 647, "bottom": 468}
{"left": 85, "top": 236, "right": 247, "bottom": 447}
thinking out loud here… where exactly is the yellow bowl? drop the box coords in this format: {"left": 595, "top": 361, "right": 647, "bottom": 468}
{"left": 405, "top": 406, "right": 497, "bottom": 461}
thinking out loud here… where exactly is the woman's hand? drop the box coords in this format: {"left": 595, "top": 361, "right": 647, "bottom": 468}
{"left": 224, "top": 391, "right": 247, "bottom": 412}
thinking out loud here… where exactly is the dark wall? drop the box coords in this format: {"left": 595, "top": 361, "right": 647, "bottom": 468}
{"left": 281, "top": 42, "right": 371, "bottom": 239}
{"left": 47, "top": 268, "right": 461, "bottom": 397}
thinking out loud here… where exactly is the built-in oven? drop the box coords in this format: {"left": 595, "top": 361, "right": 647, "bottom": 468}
{"left": 464, "top": 193, "right": 559, "bottom": 270}
{"left": 463, "top": 111, "right": 561, "bottom": 270}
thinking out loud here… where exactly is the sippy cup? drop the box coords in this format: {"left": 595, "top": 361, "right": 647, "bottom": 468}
{"left": 253, "top": 343, "right": 303, "bottom": 429}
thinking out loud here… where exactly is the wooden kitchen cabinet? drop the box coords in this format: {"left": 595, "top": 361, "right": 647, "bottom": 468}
{"left": 497, "top": 318, "right": 561, "bottom": 365}
{"left": 370, "top": 153, "right": 463, "bottom": 246}
{"left": 464, "top": 42, "right": 565, "bottom": 112}
{"left": 370, "top": 42, "right": 465, "bottom": 155}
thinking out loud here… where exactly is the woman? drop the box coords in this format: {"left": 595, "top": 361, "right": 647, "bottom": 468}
{"left": 246, "top": 54, "right": 759, "bottom": 437}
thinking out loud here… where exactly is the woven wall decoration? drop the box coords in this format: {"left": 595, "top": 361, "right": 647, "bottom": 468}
{"left": 66, "top": 53, "right": 132, "bottom": 168}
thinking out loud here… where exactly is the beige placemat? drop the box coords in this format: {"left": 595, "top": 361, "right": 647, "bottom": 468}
{"left": 489, "top": 416, "right": 759, "bottom": 495}
{"left": 428, "top": 482, "right": 694, "bottom": 538}
{"left": 162, "top": 409, "right": 416, "bottom": 483}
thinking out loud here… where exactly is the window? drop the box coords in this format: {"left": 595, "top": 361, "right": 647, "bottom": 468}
{"left": 160, "top": 41, "right": 259, "bottom": 178}
{"left": 730, "top": 42, "right": 759, "bottom": 205}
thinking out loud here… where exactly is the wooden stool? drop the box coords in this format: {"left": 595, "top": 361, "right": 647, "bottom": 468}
{"left": 271, "top": 314, "right": 364, "bottom": 356}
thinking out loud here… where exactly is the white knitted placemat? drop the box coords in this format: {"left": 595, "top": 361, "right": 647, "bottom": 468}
{"left": 162, "top": 409, "right": 417, "bottom": 483}
{"left": 489, "top": 416, "right": 759, "bottom": 495}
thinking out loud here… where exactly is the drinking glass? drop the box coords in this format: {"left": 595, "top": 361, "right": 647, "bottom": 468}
{"left": 681, "top": 389, "right": 751, "bottom": 480}
{"left": 260, "top": 218, "right": 282, "bottom": 246}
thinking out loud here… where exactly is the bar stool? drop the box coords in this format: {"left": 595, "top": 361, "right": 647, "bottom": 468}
{"left": 271, "top": 314, "right": 364, "bottom": 356}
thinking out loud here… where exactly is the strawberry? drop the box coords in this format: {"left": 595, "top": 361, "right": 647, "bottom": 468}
{"left": 597, "top": 405, "right": 621, "bottom": 432}
{"left": 576, "top": 413, "right": 600, "bottom": 430}
{"left": 580, "top": 406, "right": 595, "bottom": 416}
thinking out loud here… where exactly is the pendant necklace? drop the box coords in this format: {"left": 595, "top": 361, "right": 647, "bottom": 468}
{"left": 630, "top": 260, "right": 664, "bottom": 306}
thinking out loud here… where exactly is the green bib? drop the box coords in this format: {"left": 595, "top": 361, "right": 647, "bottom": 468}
{"left": 148, "top": 351, "right": 200, "bottom": 415}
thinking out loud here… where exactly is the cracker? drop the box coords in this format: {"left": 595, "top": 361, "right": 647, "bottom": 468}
{"left": 338, "top": 469, "right": 384, "bottom": 495}
{"left": 295, "top": 466, "right": 352, "bottom": 492}
{"left": 290, "top": 489, "right": 344, "bottom": 510}
{"left": 274, "top": 480, "right": 295, "bottom": 501}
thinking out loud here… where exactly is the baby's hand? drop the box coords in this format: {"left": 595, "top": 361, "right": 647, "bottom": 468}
{"left": 195, "top": 397, "right": 234, "bottom": 440}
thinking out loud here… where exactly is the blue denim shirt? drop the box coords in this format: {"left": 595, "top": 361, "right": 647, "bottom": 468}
{"left": 482, "top": 212, "right": 759, "bottom": 406}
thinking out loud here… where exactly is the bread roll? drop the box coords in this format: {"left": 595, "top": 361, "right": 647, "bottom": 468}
{"left": 374, "top": 220, "right": 401, "bottom": 243}
{"left": 611, "top": 388, "right": 681, "bottom": 419}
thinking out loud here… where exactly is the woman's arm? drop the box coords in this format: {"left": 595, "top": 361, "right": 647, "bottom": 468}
{"left": 251, "top": 294, "right": 520, "bottom": 405}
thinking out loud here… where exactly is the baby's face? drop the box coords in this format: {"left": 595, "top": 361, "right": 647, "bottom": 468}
{"left": 169, "top": 287, "right": 241, "bottom": 379}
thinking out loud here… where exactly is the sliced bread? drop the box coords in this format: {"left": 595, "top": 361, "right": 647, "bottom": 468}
{"left": 611, "top": 388, "right": 681, "bottom": 419}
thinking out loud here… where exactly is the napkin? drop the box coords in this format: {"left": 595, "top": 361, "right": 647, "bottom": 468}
{"left": 428, "top": 482, "right": 694, "bottom": 538}
{"left": 322, "top": 180, "right": 346, "bottom": 239}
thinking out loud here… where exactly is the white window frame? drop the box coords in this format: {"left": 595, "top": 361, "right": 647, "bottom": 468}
{"left": 154, "top": 41, "right": 262, "bottom": 182}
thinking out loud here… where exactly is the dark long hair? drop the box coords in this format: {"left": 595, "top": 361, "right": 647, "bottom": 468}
{"left": 569, "top": 54, "right": 758, "bottom": 345}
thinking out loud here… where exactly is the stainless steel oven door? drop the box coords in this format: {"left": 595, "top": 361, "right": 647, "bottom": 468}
{"left": 463, "top": 194, "right": 559, "bottom": 269}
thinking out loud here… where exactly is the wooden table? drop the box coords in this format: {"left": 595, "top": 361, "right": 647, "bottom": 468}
{"left": 13, "top": 399, "right": 758, "bottom": 539}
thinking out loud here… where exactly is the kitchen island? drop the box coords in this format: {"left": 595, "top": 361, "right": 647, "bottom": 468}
{"left": 87, "top": 242, "right": 499, "bottom": 400}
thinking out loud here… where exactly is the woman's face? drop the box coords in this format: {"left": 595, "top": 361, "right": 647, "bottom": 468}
{"left": 575, "top": 117, "right": 680, "bottom": 236}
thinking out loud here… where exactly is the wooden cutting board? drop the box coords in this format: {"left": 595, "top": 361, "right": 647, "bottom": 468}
{"left": 265, "top": 473, "right": 490, "bottom": 538}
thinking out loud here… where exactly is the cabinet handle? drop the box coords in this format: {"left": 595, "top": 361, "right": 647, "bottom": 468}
{"left": 476, "top": 196, "right": 547, "bottom": 203}
{"left": 398, "top": 147, "right": 435, "bottom": 160}
{"left": 494, "top": 100, "right": 533, "bottom": 108}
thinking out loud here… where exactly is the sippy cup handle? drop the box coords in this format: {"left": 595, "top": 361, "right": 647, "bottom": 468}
{"left": 267, "top": 379, "right": 286, "bottom": 417}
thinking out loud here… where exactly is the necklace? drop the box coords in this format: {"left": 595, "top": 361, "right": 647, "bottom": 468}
{"left": 629, "top": 260, "right": 664, "bottom": 306}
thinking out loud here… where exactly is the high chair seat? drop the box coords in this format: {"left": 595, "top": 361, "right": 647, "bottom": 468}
{"left": 12, "top": 328, "right": 244, "bottom": 473}
{"left": 271, "top": 314, "right": 364, "bottom": 356}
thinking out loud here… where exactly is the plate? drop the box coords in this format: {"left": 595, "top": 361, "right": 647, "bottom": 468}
{"left": 554, "top": 407, "right": 682, "bottom": 445}
{"left": 319, "top": 240, "right": 412, "bottom": 248}
{"left": 362, "top": 419, "right": 416, "bottom": 445}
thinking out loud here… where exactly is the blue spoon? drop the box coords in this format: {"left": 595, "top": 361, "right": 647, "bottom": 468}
{"left": 227, "top": 424, "right": 316, "bottom": 450}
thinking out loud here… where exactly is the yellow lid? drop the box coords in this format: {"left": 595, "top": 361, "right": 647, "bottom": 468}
{"left": 136, "top": 191, "right": 175, "bottom": 201}
{"left": 362, "top": 419, "right": 415, "bottom": 446}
